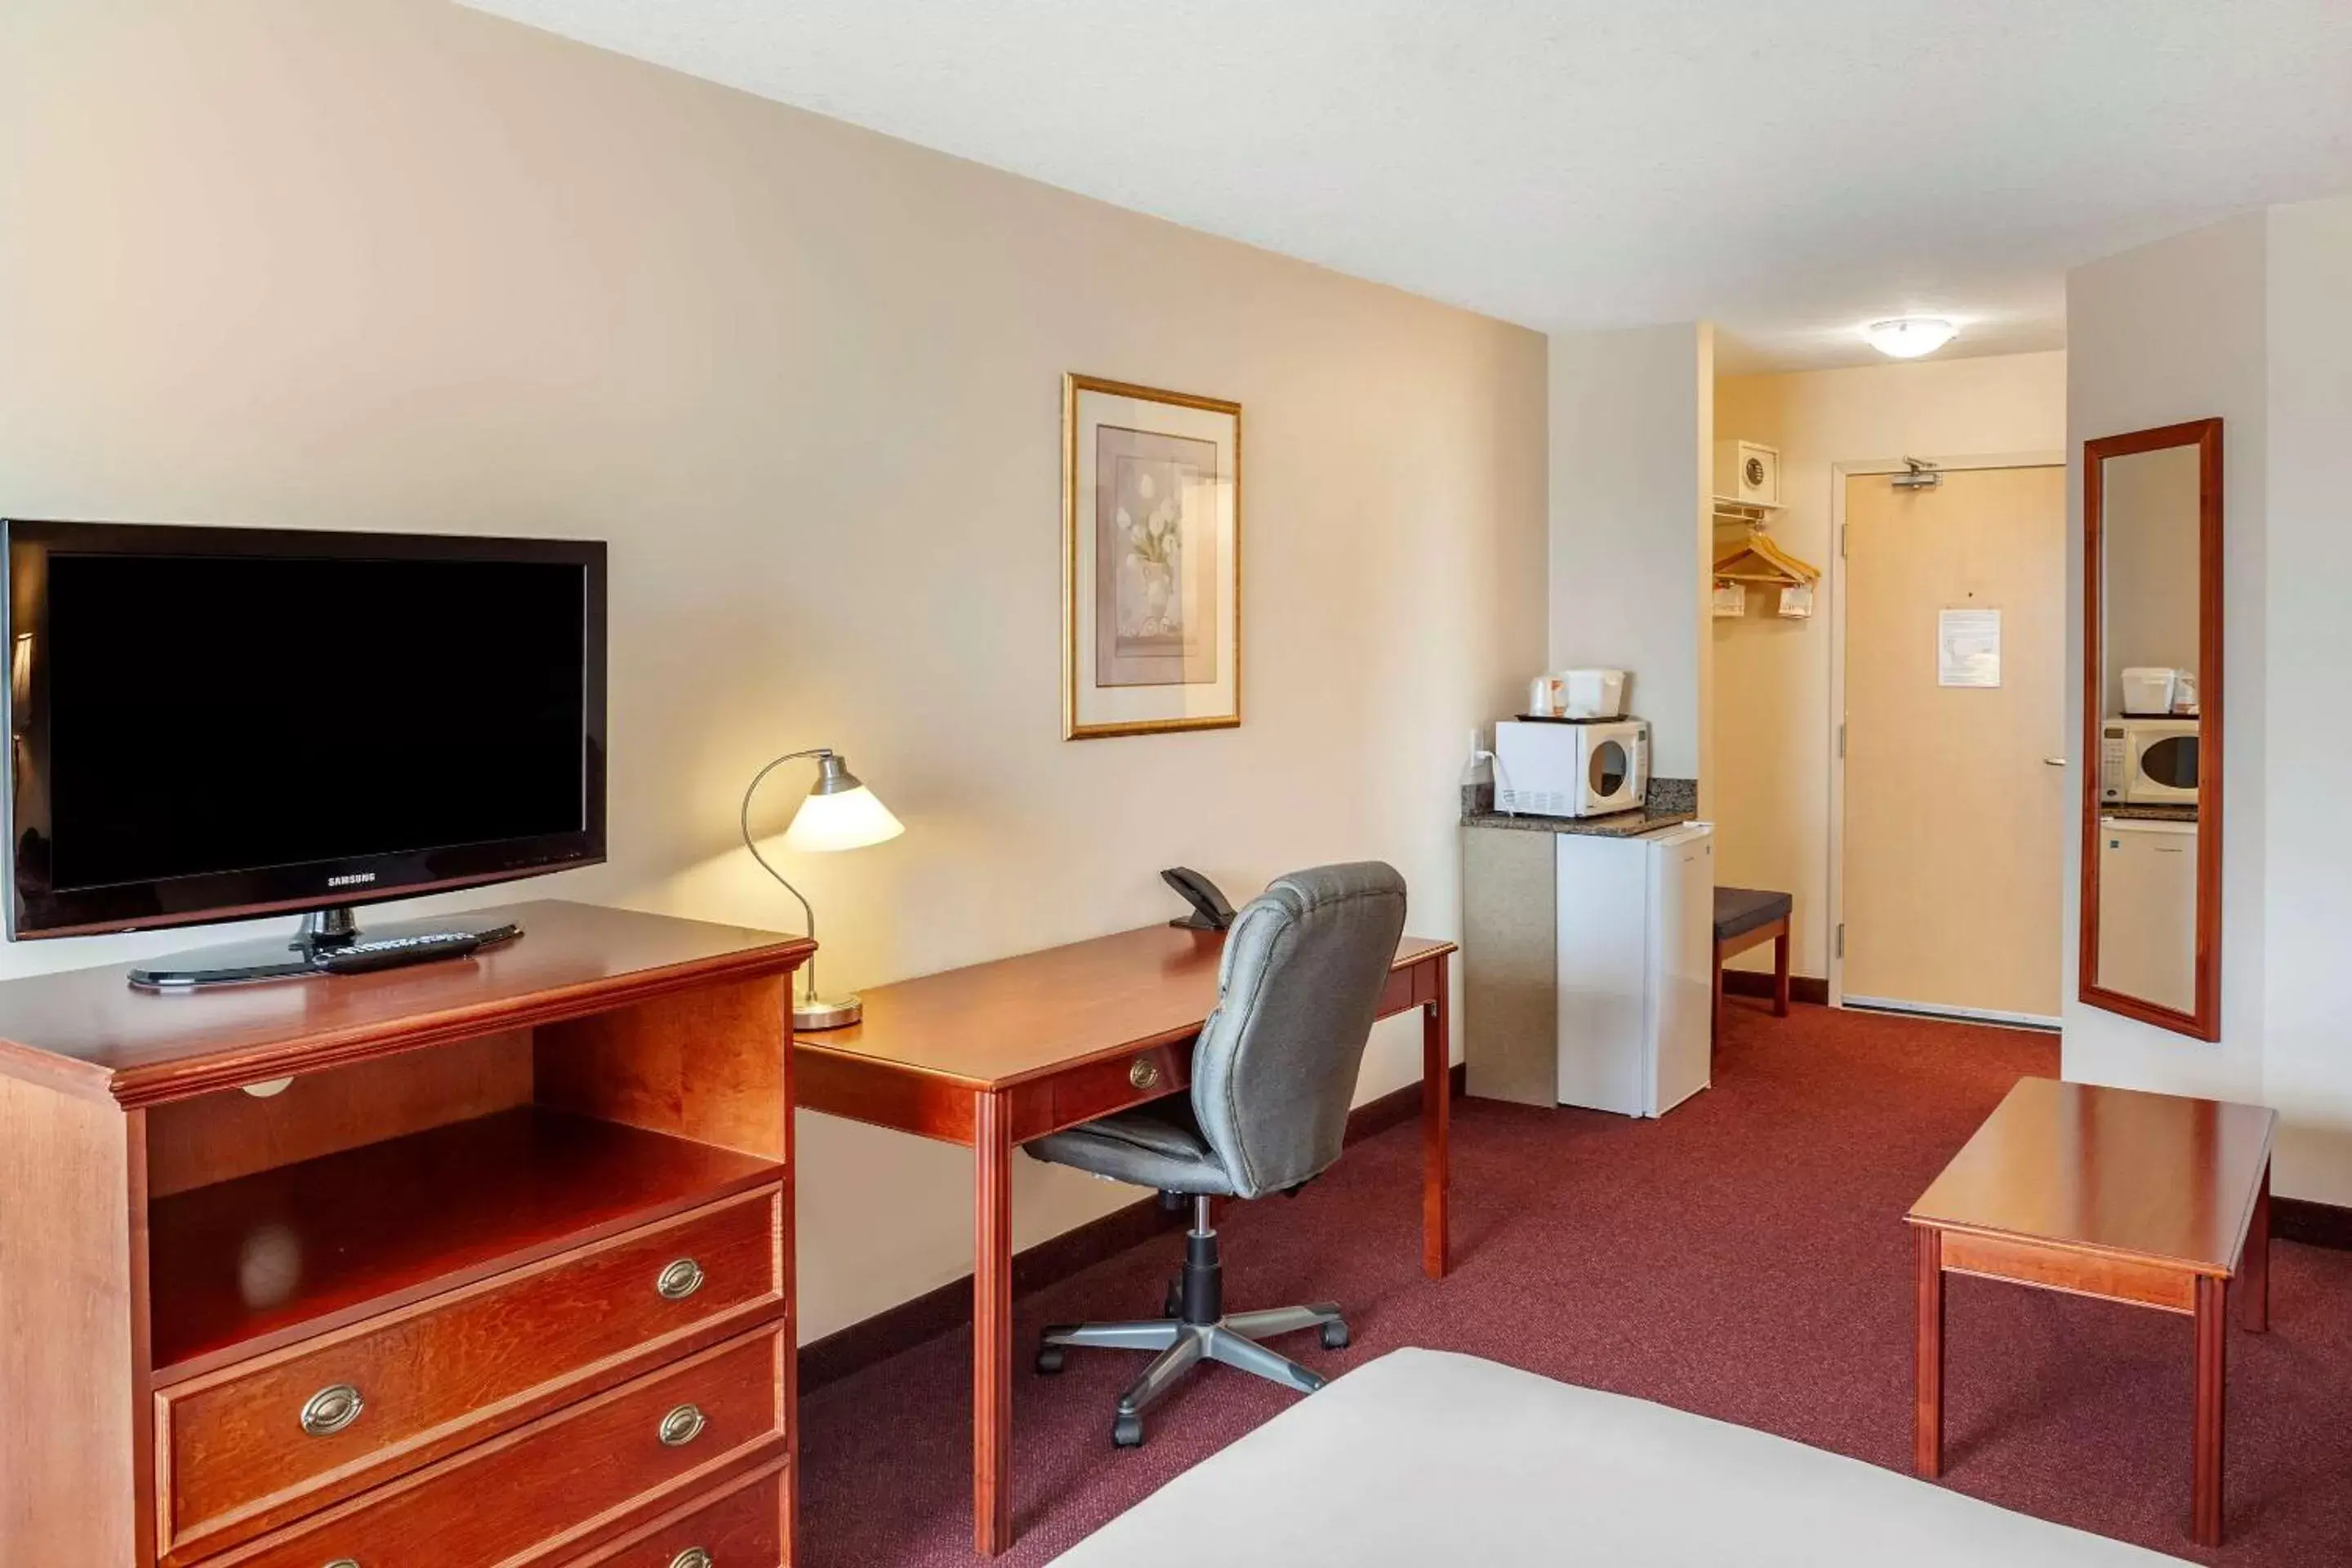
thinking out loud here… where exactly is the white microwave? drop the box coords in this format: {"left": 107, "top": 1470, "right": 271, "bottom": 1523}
{"left": 2099, "top": 716, "right": 2199, "bottom": 806}
{"left": 1494, "top": 719, "right": 1649, "bottom": 818}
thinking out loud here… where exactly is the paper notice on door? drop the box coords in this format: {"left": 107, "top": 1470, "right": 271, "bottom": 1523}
{"left": 1937, "top": 608, "right": 2001, "bottom": 688}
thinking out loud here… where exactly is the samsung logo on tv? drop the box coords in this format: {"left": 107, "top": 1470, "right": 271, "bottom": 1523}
{"left": 327, "top": 871, "right": 377, "bottom": 888}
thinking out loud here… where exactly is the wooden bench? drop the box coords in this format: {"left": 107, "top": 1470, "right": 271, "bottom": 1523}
{"left": 1713, "top": 885, "right": 1793, "bottom": 1049}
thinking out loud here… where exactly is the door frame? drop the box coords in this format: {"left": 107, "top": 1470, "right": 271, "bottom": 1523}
{"left": 1824, "top": 450, "right": 2066, "bottom": 1021}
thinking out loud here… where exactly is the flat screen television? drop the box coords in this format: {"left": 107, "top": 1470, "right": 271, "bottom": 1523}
{"left": 4, "top": 519, "right": 606, "bottom": 983}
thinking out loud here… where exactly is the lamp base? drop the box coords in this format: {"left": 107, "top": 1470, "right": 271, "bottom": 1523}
{"left": 793, "top": 993, "right": 865, "bottom": 1031}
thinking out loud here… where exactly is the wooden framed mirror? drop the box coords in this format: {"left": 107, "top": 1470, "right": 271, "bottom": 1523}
{"left": 2079, "top": 418, "right": 2222, "bottom": 1038}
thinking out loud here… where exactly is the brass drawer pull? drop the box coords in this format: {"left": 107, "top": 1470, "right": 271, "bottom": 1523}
{"left": 1129, "top": 1056, "right": 1162, "bottom": 1090}
{"left": 657, "top": 1258, "right": 706, "bottom": 1301}
{"left": 657, "top": 1402, "right": 707, "bottom": 1448}
{"left": 670, "top": 1551, "right": 713, "bottom": 1568}
{"left": 300, "top": 1384, "right": 364, "bottom": 1438}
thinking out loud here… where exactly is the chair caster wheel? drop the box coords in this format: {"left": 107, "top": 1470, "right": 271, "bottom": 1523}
{"left": 1036, "top": 1347, "right": 1066, "bottom": 1374}
{"left": 1321, "top": 1321, "right": 1350, "bottom": 1351}
{"left": 1112, "top": 1411, "right": 1145, "bottom": 1448}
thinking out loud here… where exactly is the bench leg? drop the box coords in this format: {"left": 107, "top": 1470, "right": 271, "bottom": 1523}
{"left": 1773, "top": 926, "right": 1791, "bottom": 1018}
{"left": 1711, "top": 947, "right": 1725, "bottom": 1055}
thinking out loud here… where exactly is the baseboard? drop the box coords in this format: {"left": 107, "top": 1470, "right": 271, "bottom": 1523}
{"left": 798, "top": 1062, "right": 1467, "bottom": 1393}
{"left": 2274, "top": 1196, "right": 2352, "bottom": 1252}
{"left": 1719, "top": 969, "right": 1830, "bottom": 1007}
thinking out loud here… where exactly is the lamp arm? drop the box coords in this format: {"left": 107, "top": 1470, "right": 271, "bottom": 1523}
{"left": 740, "top": 747, "right": 833, "bottom": 1004}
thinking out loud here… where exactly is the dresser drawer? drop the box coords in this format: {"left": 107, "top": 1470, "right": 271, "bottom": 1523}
{"left": 160, "top": 1186, "right": 783, "bottom": 1562}
{"left": 570, "top": 1464, "right": 786, "bottom": 1568}
{"left": 219, "top": 1326, "right": 787, "bottom": 1568}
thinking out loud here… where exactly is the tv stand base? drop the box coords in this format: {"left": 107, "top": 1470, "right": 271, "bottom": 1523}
{"left": 126, "top": 907, "right": 523, "bottom": 991}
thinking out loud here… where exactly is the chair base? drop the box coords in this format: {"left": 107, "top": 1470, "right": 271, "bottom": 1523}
{"left": 1035, "top": 1195, "right": 1347, "bottom": 1446}
{"left": 1038, "top": 1306, "right": 1348, "bottom": 1446}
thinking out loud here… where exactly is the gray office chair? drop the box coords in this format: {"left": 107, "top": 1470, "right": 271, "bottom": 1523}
{"left": 1026, "top": 861, "right": 1408, "bottom": 1447}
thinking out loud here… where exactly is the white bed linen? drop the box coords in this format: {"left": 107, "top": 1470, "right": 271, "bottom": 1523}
{"left": 1054, "top": 1348, "right": 2182, "bottom": 1566}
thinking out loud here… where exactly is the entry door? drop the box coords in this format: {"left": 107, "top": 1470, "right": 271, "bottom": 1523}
{"left": 1842, "top": 466, "right": 2066, "bottom": 1021}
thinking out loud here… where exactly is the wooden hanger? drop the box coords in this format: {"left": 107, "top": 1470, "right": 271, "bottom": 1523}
{"left": 1713, "top": 530, "right": 1820, "bottom": 587}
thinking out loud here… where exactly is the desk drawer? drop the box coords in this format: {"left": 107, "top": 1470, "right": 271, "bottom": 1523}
{"left": 1038, "top": 1044, "right": 1191, "bottom": 1138}
{"left": 221, "top": 1326, "right": 787, "bottom": 1568}
{"left": 161, "top": 1187, "right": 783, "bottom": 1561}
{"left": 570, "top": 1465, "right": 786, "bottom": 1568}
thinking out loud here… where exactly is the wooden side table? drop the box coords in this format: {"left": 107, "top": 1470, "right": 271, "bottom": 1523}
{"left": 1906, "top": 1077, "right": 2274, "bottom": 1548}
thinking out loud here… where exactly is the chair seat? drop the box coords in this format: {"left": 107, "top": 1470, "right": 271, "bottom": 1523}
{"left": 1713, "top": 886, "right": 1793, "bottom": 942}
{"left": 1026, "top": 1098, "right": 1239, "bottom": 1196}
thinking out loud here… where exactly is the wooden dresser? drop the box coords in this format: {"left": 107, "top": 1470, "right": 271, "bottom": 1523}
{"left": 0, "top": 899, "right": 809, "bottom": 1568}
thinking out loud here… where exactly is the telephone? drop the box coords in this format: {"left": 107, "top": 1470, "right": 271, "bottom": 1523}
{"left": 1160, "top": 867, "right": 1236, "bottom": 932}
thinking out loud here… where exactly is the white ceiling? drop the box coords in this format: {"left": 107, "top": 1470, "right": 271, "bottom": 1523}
{"left": 463, "top": 0, "right": 2352, "bottom": 372}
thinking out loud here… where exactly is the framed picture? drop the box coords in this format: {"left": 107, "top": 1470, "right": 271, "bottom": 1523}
{"left": 1062, "top": 373, "right": 1241, "bottom": 739}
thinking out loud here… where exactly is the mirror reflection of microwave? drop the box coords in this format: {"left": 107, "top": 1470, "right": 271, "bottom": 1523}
{"left": 1494, "top": 718, "right": 1649, "bottom": 818}
{"left": 2099, "top": 716, "right": 2199, "bottom": 805}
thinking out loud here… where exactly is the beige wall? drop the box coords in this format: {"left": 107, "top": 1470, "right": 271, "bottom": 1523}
{"left": 1549, "top": 324, "right": 1715, "bottom": 795}
{"left": 2062, "top": 195, "right": 2352, "bottom": 1206}
{"left": 2260, "top": 194, "right": 2352, "bottom": 1204}
{"left": 1710, "top": 354, "right": 2066, "bottom": 976}
{"left": 2062, "top": 214, "right": 2270, "bottom": 1114}
{"left": 0, "top": 0, "right": 1549, "bottom": 1337}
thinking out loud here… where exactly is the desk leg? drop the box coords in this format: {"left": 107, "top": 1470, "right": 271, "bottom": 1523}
{"left": 2193, "top": 1272, "right": 2226, "bottom": 1547}
{"left": 973, "top": 1090, "right": 1013, "bottom": 1557}
{"left": 2241, "top": 1163, "right": 2270, "bottom": 1334}
{"left": 1913, "top": 1227, "right": 1943, "bottom": 1480}
{"left": 1422, "top": 952, "right": 1452, "bottom": 1281}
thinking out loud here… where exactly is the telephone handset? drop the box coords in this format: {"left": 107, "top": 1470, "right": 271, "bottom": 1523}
{"left": 1160, "top": 867, "right": 1237, "bottom": 932}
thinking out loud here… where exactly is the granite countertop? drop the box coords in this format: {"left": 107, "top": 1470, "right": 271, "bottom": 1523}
{"left": 1460, "top": 777, "right": 1698, "bottom": 839}
{"left": 2101, "top": 804, "right": 2198, "bottom": 823}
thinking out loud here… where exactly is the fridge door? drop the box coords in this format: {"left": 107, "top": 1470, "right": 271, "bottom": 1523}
{"left": 1644, "top": 822, "right": 1715, "bottom": 1116}
{"left": 1554, "top": 833, "right": 1650, "bottom": 1116}
{"left": 2096, "top": 817, "right": 2198, "bottom": 1013}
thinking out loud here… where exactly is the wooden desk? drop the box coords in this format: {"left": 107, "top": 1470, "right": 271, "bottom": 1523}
{"left": 1905, "top": 1077, "right": 2274, "bottom": 1548}
{"left": 795, "top": 924, "right": 1456, "bottom": 1557}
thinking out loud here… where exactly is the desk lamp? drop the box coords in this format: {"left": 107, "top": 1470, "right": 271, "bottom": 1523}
{"left": 741, "top": 747, "right": 903, "bottom": 1030}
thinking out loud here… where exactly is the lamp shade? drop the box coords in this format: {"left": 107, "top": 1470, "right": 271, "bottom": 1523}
{"left": 781, "top": 782, "right": 903, "bottom": 853}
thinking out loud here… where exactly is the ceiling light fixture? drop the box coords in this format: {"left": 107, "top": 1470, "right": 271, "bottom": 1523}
{"left": 1864, "top": 318, "right": 1958, "bottom": 359}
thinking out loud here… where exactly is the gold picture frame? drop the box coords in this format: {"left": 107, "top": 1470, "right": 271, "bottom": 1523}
{"left": 1062, "top": 373, "right": 1242, "bottom": 739}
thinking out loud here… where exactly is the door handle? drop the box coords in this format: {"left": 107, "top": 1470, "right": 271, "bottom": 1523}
{"left": 2042, "top": 757, "right": 2067, "bottom": 766}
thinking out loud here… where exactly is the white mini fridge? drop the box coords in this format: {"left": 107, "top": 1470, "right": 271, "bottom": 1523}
{"left": 1554, "top": 822, "right": 1714, "bottom": 1117}
{"left": 2097, "top": 816, "right": 2198, "bottom": 1014}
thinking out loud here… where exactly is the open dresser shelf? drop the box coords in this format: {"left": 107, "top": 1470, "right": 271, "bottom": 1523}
{"left": 149, "top": 1106, "right": 786, "bottom": 1376}
{"left": 0, "top": 899, "right": 812, "bottom": 1568}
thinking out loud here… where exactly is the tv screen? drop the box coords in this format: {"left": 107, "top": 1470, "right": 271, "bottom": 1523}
{"left": 5, "top": 521, "right": 606, "bottom": 938}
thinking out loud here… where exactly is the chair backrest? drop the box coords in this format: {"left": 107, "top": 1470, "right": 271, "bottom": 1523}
{"left": 1189, "top": 862, "right": 1408, "bottom": 1199}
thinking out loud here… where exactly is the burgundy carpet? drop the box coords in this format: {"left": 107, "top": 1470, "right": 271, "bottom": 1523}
{"left": 798, "top": 1002, "right": 2352, "bottom": 1566}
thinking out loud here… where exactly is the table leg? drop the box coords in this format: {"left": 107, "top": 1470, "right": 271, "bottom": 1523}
{"left": 1421, "top": 952, "right": 1451, "bottom": 1281}
{"left": 1913, "top": 1227, "right": 1944, "bottom": 1479}
{"left": 1772, "top": 927, "right": 1791, "bottom": 1018}
{"left": 2241, "top": 1163, "right": 2270, "bottom": 1334}
{"left": 973, "top": 1091, "right": 1013, "bottom": 1557}
{"left": 2193, "top": 1272, "right": 2226, "bottom": 1547}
